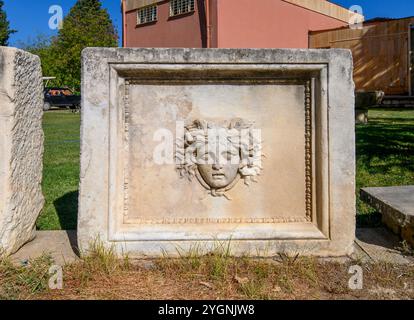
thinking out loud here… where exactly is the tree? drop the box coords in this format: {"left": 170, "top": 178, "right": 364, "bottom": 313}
{"left": 19, "top": 34, "right": 56, "bottom": 80}
{"left": 51, "top": 0, "right": 118, "bottom": 90}
{"left": 0, "top": 0, "right": 16, "bottom": 46}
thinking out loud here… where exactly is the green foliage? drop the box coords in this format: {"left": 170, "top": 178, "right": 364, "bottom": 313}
{"left": 51, "top": 0, "right": 118, "bottom": 90}
{"left": 25, "top": 0, "right": 118, "bottom": 91}
{"left": 20, "top": 34, "right": 57, "bottom": 81}
{"left": 0, "top": 0, "right": 16, "bottom": 45}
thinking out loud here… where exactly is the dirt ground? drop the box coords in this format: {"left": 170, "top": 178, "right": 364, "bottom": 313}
{"left": 2, "top": 249, "right": 412, "bottom": 300}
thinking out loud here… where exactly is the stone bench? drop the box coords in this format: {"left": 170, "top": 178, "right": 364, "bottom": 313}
{"left": 360, "top": 186, "right": 414, "bottom": 247}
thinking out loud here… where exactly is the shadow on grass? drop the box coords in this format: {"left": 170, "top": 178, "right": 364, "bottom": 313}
{"left": 53, "top": 191, "right": 78, "bottom": 230}
{"left": 356, "top": 121, "right": 414, "bottom": 174}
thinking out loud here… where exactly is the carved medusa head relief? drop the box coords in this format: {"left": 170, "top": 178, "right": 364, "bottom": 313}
{"left": 176, "top": 119, "right": 263, "bottom": 199}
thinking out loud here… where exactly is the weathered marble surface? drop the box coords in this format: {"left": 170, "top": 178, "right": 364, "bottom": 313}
{"left": 78, "top": 48, "right": 356, "bottom": 257}
{"left": 0, "top": 47, "right": 44, "bottom": 256}
{"left": 361, "top": 186, "right": 414, "bottom": 247}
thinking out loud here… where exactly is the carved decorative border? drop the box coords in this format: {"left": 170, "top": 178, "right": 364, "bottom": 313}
{"left": 122, "top": 79, "right": 313, "bottom": 225}
{"left": 305, "top": 80, "right": 312, "bottom": 222}
{"left": 123, "top": 80, "right": 131, "bottom": 218}
{"left": 127, "top": 217, "right": 309, "bottom": 224}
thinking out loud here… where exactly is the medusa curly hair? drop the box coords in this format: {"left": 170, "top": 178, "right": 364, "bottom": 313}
{"left": 176, "top": 118, "right": 263, "bottom": 198}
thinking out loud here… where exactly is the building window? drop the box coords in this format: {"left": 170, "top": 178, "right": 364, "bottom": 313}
{"left": 169, "top": 0, "right": 195, "bottom": 17}
{"left": 137, "top": 5, "right": 157, "bottom": 25}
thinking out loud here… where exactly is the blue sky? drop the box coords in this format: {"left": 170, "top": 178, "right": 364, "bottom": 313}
{"left": 4, "top": 0, "right": 414, "bottom": 48}
{"left": 333, "top": 0, "right": 414, "bottom": 19}
{"left": 4, "top": 0, "right": 122, "bottom": 47}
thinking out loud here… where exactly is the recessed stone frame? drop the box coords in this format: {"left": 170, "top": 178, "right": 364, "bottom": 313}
{"left": 78, "top": 49, "right": 355, "bottom": 257}
{"left": 122, "top": 78, "right": 313, "bottom": 224}
{"left": 107, "top": 64, "right": 325, "bottom": 242}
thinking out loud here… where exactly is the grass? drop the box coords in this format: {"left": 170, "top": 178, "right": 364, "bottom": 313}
{"left": 1, "top": 237, "right": 412, "bottom": 300}
{"left": 37, "top": 109, "right": 414, "bottom": 230}
{"left": 37, "top": 111, "right": 80, "bottom": 230}
{"left": 2, "top": 242, "right": 412, "bottom": 300}
{"left": 356, "top": 110, "right": 414, "bottom": 226}
{"left": 0, "top": 254, "right": 53, "bottom": 300}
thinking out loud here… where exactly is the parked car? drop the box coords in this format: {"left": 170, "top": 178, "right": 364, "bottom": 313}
{"left": 43, "top": 87, "right": 81, "bottom": 111}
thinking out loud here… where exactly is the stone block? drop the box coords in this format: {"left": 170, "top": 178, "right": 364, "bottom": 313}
{"left": 361, "top": 186, "right": 414, "bottom": 247}
{"left": 0, "top": 47, "right": 44, "bottom": 256}
{"left": 78, "top": 48, "right": 356, "bottom": 257}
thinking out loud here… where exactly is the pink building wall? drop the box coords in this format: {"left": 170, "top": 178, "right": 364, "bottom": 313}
{"left": 124, "top": 0, "right": 348, "bottom": 49}
{"left": 215, "top": 0, "right": 348, "bottom": 48}
{"left": 125, "top": 0, "right": 205, "bottom": 48}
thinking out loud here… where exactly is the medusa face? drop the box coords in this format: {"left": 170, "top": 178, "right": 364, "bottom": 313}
{"left": 196, "top": 147, "right": 241, "bottom": 189}
{"left": 177, "top": 118, "right": 262, "bottom": 197}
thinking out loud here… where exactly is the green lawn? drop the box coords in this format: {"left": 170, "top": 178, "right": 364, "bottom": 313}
{"left": 37, "top": 111, "right": 80, "bottom": 230}
{"left": 36, "top": 109, "right": 414, "bottom": 230}
{"left": 356, "top": 109, "right": 414, "bottom": 226}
